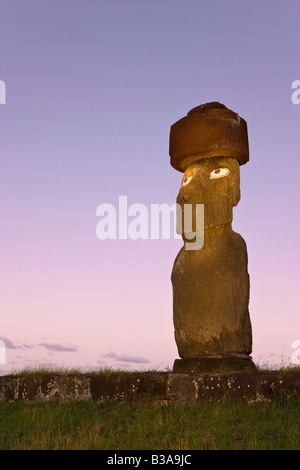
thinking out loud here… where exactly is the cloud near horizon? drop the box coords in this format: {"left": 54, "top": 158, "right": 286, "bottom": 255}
{"left": 0, "top": 336, "right": 21, "bottom": 349}
{"left": 0, "top": 337, "right": 79, "bottom": 352}
{"left": 38, "top": 342, "right": 79, "bottom": 352}
{"left": 102, "top": 351, "right": 150, "bottom": 364}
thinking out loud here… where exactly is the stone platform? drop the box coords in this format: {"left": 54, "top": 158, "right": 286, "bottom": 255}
{"left": 0, "top": 370, "right": 299, "bottom": 404}
{"left": 173, "top": 355, "right": 257, "bottom": 374}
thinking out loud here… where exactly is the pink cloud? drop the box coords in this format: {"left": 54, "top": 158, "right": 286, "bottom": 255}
{"left": 39, "top": 342, "right": 79, "bottom": 352}
{"left": 102, "top": 351, "right": 149, "bottom": 364}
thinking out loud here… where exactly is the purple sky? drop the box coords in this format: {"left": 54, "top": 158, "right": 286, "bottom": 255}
{"left": 1, "top": 0, "right": 299, "bottom": 373}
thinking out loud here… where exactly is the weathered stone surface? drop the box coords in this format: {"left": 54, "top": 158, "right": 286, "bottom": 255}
{"left": 173, "top": 356, "right": 256, "bottom": 374}
{"left": 191, "top": 370, "right": 300, "bottom": 403}
{"left": 0, "top": 371, "right": 299, "bottom": 404}
{"left": 90, "top": 372, "right": 169, "bottom": 403}
{"left": 167, "top": 373, "right": 198, "bottom": 404}
{"left": 0, "top": 376, "right": 20, "bottom": 401}
{"left": 172, "top": 158, "right": 252, "bottom": 359}
{"left": 172, "top": 225, "right": 252, "bottom": 358}
{"left": 170, "top": 104, "right": 253, "bottom": 370}
{"left": 0, "top": 374, "right": 91, "bottom": 402}
{"left": 169, "top": 102, "right": 249, "bottom": 172}
{"left": 177, "top": 157, "right": 240, "bottom": 232}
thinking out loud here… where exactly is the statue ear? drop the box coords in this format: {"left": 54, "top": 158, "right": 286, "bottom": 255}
{"left": 232, "top": 185, "right": 240, "bottom": 207}
{"left": 228, "top": 159, "right": 241, "bottom": 207}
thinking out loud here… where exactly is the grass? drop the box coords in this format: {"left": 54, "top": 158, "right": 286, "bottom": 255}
{"left": 0, "top": 396, "right": 299, "bottom": 450}
{"left": 1, "top": 362, "right": 299, "bottom": 450}
{"left": 255, "top": 356, "right": 300, "bottom": 373}
{"left": 1, "top": 364, "right": 170, "bottom": 377}
{"left": 3, "top": 361, "right": 299, "bottom": 377}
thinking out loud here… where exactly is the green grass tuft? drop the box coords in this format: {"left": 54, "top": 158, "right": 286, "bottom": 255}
{"left": 3, "top": 363, "right": 171, "bottom": 377}
{"left": 0, "top": 396, "right": 299, "bottom": 450}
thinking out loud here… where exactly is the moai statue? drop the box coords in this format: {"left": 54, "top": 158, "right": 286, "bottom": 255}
{"left": 169, "top": 102, "right": 256, "bottom": 373}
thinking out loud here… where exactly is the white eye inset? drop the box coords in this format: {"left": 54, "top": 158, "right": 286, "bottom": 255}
{"left": 182, "top": 175, "right": 193, "bottom": 187}
{"left": 209, "top": 168, "right": 230, "bottom": 179}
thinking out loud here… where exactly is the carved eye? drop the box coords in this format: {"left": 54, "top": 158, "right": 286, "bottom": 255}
{"left": 209, "top": 168, "right": 230, "bottom": 179}
{"left": 182, "top": 175, "right": 193, "bottom": 187}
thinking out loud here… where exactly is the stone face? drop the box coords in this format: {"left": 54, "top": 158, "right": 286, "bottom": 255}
{"left": 169, "top": 102, "right": 249, "bottom": 172}
{"left": 170, "top": 102, "right": 254, "bottom": 372}
{"left": 177, "top": 157, "right": 240, "bottom": 232}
